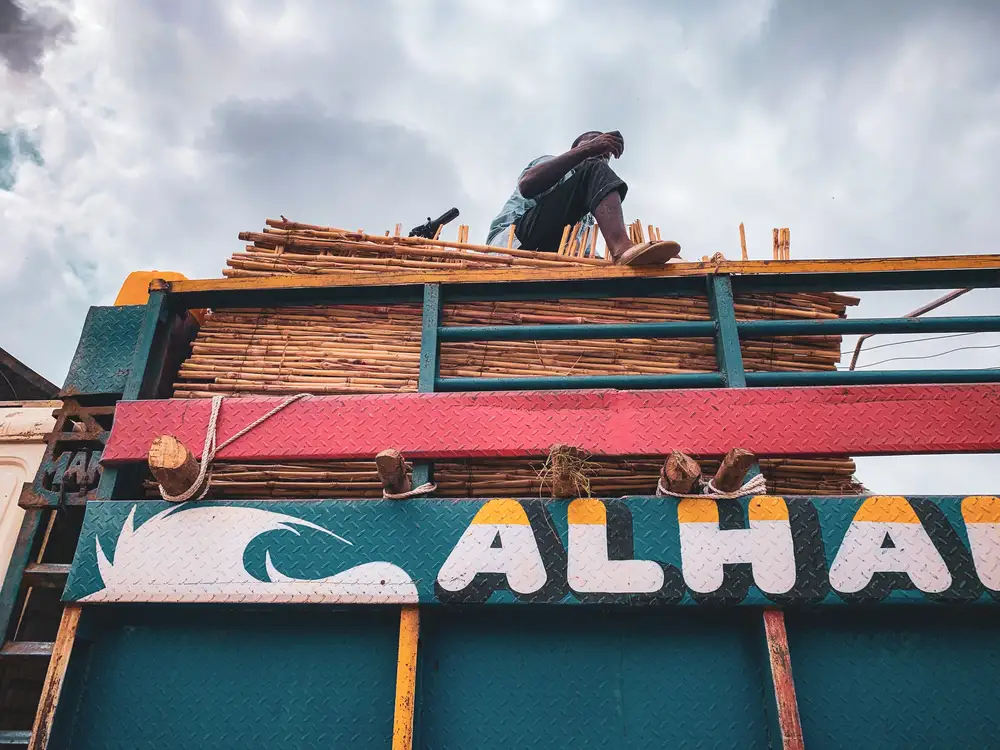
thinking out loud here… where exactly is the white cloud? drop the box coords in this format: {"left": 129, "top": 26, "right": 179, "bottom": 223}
{"left": 2, "top": 0, "right": 999, "bottom": 493}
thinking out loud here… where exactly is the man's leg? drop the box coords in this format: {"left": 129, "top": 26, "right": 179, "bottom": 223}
{"left": 515, "top": 158, "right": 628, "bottom": 253}
{"left": 516, "top": 159, "right": 680, "bottom": 264}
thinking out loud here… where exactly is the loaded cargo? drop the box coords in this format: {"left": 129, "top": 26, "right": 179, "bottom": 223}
{"left": 2, "top": 220, "right": 1000, "bottom": 749}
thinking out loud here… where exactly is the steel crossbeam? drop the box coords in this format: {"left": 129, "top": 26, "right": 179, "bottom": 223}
{"left": 101, "top": 384, "right": 1000, "bottom": 463}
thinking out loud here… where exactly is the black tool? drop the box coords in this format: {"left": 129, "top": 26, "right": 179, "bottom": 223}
{"left": 409, "top": 207, "right": 460, "bottom": 239}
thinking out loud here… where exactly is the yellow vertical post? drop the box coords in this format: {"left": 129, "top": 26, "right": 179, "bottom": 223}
{"left": 392, "top": 605, "right": 420, "bottom": 750}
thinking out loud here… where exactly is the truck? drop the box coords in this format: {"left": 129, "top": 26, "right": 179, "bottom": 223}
{"left": 2, "top": 253, "right": 1000, "bottom": 750}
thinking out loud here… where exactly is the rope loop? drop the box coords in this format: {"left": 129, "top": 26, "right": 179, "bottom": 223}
{"left": 383, "top": 482, "right": 437, "bottom": 500}
{"left": 655, "top": 472, "right": 768, "bottom": 500}
{"left": 158, "top": 393, "right": 309, "bottom": 503}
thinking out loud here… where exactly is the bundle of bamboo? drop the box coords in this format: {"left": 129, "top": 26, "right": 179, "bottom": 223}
{"left": 226, "top": 218, "right": 610, "bottom": 278}
{"left": 174, "top": 291, "right": 854, "bottom": 397}
{"left": 143, "top": 456, "right": 863, "bottom": 499}
{"left": 166, "top": 217, "right": 863, "bottom": 496}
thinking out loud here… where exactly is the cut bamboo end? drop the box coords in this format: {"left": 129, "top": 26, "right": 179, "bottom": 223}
{"left": 739, "top": 222, "right": 748, "bottom": 261}
{"left": 557, "top": 225, "right": 571, "bottom": 255}
{"left": 662, "top": 451, "right": 702, "bottom": 494}
{"left": 375, "top": 448, "right": 411, "bottom": 496}
{"left": 713, "top": 447, "right": 756, "bottom": 492}
{"left": 148, "top": 434, "right": 200, "bottom": 497}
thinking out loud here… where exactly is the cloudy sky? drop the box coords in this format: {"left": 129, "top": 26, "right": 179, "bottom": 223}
{"left": 3, "top": 0, "right": 1000, "bottom": 492}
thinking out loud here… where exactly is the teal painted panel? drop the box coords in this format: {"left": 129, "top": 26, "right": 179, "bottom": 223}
{"left": 64, "top": 496, "right": 1000, "bottom": 606}
{"left": 50, "top": 606, "right": 397, "bottom": 750}
{"left": 62, "top": 306, "right": 145, "bottom": 396}
{"left": 787, "top": 609, "right": 1000, "bottom": 749}
{"left": 417, "top": 608, "right": 772, "bottom": 749}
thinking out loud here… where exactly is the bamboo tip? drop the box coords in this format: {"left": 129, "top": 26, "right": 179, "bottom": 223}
{"left": 148, "top": 435, "right": 193, "bottom": 471}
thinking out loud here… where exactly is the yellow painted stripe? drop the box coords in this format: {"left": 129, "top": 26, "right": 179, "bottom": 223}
{"left": 391, "top": 606, "right": 420, "bottom": 750}
{"left": 853, "top": 496, "right": 920, "bottom": 524}
{"left": 165, "top": 254, "right": 1000, "bottom": 296}
{"left": 749, "top": 496, "right": 790, "bottom": 522}
{"left": 471, "top": 498, "right": 529, "bottom": 525}
{"left": 677, "top": 498, "right": 720, "bottom": 524}
{"left": 568, "top": 498, "right": 607, "bottom": 525}
{"left": 962, "top": 496, "right": 1000, "bottom": 524}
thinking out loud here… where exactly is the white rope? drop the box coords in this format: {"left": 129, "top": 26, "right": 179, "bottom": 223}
{"left": 158, "top": 393, "right": 309, "bottom": 503}
{"left": 383, "top": 482, "right": 437, "bottom": 500}
{"left": 655, "top": 472, "right": 768, "bottom": 500}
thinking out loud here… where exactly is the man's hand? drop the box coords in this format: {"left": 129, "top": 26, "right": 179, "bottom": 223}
{"left": 518, "top": 131, "right": 625, "bottom": 198}
{"left": 581, "top": 131, "right": 624, "bottom": 159}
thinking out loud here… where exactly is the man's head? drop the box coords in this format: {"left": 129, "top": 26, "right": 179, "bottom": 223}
{"left": 572, "top": 131, "right": 602, "bottom": 148}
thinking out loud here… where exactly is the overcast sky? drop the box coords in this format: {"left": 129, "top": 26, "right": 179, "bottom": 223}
{"left": 3, "top": 0, "right": 1000, "bottom": 492}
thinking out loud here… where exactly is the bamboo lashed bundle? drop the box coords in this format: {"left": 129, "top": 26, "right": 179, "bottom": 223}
{"left": 169, "top": 217, "right": 864, "bottom": 496}
{"left": 226, "top": 218, "right": 610, "bottom": 278}
{"left": 143, "top": 456, "right": 863, "bottom": 499}
{"left": 174, "top": 290, "right": 856, "bottom": 397}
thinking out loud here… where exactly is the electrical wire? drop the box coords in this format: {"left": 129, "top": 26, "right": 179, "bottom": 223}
{"left": 839, "top": 331, "right": 988, "bottom": 357}
{"left": 846, "top": 342, "right": 1000, "bottom": 370}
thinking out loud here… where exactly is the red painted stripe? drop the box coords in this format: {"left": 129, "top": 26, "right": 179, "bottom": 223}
{"left": 102, "top": 385, "right": 1000, "bottom": 463}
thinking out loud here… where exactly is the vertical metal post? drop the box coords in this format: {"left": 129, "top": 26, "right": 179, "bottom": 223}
{"left": 27, "top": 605, "right": 81, "bottom": 750}
{"left": 391, "top": 606, "right": 421, "bottom": 750}
{"left": 96, "top": 290, "right": 168, "bottom": 501}
{"left": 397, "top": 284, "right": 439, "bottom": 749}
{"left": 412, "top": 283, "right": 440, "bottom": 488}
{"left": 707, "top": 275, "right": 804, "bottom": 749}
{"left": 707, "top": 274, "right": 747, "bottom": 387}
{"left": 762, "top": 610, "right": 805, "bottom": 748}
{"left": 0, "top": 510, "right": 43, "bottom": 641}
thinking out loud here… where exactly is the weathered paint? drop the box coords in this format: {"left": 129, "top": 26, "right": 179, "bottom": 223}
{"left": 391, "top": 606, "right": 420, "bottom": 750}
{"left": 63, "top": 496, "right": 1000, "bottom": 606}
{"left": 29, "top": 605, "right": 81, "bottom": 750}
{"left": 763, "top": 609, "right": 804, "bottom": 750}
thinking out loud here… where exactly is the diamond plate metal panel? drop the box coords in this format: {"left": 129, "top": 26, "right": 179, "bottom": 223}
{"left": 101, "top": 385, "right": 1000, "bottom": 463}
{"left": 63, "top": 496, "right": 1000, "bottom": 606}
{"left": 61, "top": 306, "right": 145, "bottom": 397}
{"left": 50, "top": 606, "right": 397, "bottom": 750}
{"left": 417, "top": 607, "right": 772, "bottom": 750}
{"left": 787, "top": 608, "right": 1000, "bottom": 750}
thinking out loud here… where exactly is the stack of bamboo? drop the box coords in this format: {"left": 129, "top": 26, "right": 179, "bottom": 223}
{"left": 174, "top": 293, "right": 853, "bottom": 397}
{"left": 144, "top": 457, "right": 862, "bottom": 499}
{"left": 166, "top": 218, "right": 864, "bottom": 496}
{"left": 226, "top": 219, "right": 609, "bottom": 278}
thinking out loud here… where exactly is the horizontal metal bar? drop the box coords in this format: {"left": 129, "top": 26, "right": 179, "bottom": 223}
{"left": 739, "top": 316, "right": 1000, "bottom": 337}
{"left": 745, "top": 370, "right": 1000, "bottom": 386}
{"left": 733, "top": 267, "right": 1000, "bottom": 295}
{"left": 436, "top": 373, "right": 725, "bottom": 391}
{"left": 438, "top": 320, "right": 716, "bottom": 342}
{"left": 163, "top": 259, "right": 1000, "bottom": 310}
{"left": 0, "top": 731, "right": 31, "bottom": 747}
{"left": 0, "top": 641, "right": 53, "bottom": 658}
{"left": 103, "top": 385, "right": 1000, "bottom": 462}
{"left": 23, "top": 563, "right": 71, "bottom": 588}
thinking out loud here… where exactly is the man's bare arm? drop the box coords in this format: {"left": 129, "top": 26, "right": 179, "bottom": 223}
{"left": 517, "top": 133, "right": 624, "bottom": 199}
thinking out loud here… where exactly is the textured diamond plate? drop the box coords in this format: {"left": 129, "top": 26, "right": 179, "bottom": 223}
{"left": 102, "top": 385, "right": 1000, "bottom": 463}
{"left": 787, "top": 608, "right": 1000, "bottom": 749}
{"left": 64, "top": 496, "right": 1000, "bottom": 606}
{"left": 418, "top": 607, "right": 772, "bottom": 749}
{"left": 50, "top": 606, "right": 397, "bottom": 750}
{"left": 61, "top": 305, "right": 145, "bottom": 396}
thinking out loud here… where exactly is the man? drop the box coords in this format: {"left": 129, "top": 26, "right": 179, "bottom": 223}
{"left": 486, "top": 131, "right": 681, "bottom": 265}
